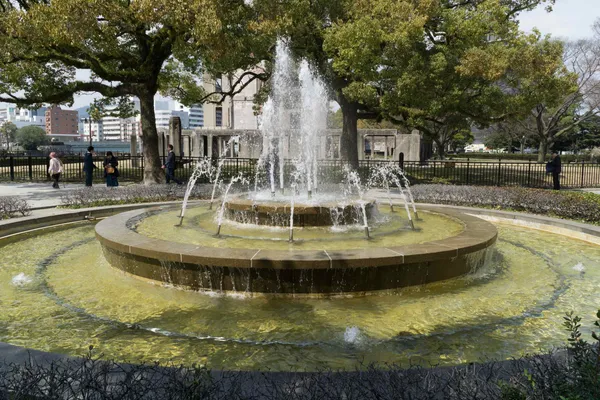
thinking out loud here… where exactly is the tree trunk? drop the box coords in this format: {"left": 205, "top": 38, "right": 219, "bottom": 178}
{"left": 435, "top": 141, "right": 446, "bottom": 160}
{"left": 537, "top": 140, "right": 548, "bottom": 163}
{"left": 138, "top": 90, "right": 164, "bottom": 184}
{"left": 339, "top": 99, "right": 359, "bottom": 170}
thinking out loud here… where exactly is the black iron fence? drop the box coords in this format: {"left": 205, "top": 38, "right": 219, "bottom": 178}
{"left": 1, "top": 155, "right": 600, "bottom": 189}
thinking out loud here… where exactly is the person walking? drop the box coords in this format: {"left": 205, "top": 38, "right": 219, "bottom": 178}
{"left": 547, "top": 152, "right": 562, "bottom": 190}
{"left": 83, "top": 146, "right": 97, "bottom": 187}
{"left": 103, "top": 151, "right": 119, "bottom": 187}
{"left": 162, "top": 144, "right": 182, "bottom": 184}
{"left": 48, "top": 152, "right": 63, "bottom": 189}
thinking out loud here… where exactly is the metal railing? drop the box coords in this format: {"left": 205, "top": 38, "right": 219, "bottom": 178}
{"left": 1, "top": 155, "right": 599, "bottom": 189}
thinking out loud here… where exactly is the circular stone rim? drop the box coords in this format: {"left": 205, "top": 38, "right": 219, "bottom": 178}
{"left": 94, "top": 205, "right": 498, "bottom": 271}
{"left": 225, "top": 197, "right": 377, "bottom": 214}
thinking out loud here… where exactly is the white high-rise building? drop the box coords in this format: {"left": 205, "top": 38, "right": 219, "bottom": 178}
{"left": 0, "top": 106, "right": 46, "bottom": 131}
{"left": 155, "top": 109, "right": 189, "bottom": 129}
{"left": 82, "top": 120, "right": 103, "bottom": 141}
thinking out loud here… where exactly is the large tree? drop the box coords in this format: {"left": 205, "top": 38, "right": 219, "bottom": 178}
{"left": 15, "top": 125, "right": 47, "bottom": 151}
{"left": 504, "top": 23, "right": 600, "bottom": 162}
{"left": 0, "top": 121, "right": 17, "bottom": 150}
{"left": 0, "top": 0, "right": 268, "bottom": 183}
{"left": 253, "top": 0, "right": 557, "bottom": 166}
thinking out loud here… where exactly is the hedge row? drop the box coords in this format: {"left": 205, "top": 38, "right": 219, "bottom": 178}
{"left": 449, "top": 153, "right": 599, "bottom": 163}
{"left": 410, "top": 185, "right": 600, "bottom": 224}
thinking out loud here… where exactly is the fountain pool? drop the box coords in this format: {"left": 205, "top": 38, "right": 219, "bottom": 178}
{"left": 1, "top": 38, "right": 599, "bottom": 373}
{"left": 1, "top": 211, "right": 600, "bottom": 371}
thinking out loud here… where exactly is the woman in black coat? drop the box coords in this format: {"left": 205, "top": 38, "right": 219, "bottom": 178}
{"left": 103, "top": 151, "right": 119, "bottom": 187}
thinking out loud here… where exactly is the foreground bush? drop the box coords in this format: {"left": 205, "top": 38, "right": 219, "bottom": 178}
{"left": 60, "top": 184, "right": 218, "bottom": 208}
{"left": 411, "top": 185, "right": 600, "bottom": 224}
{"left": 1, "top": 323, "right": 598, "bottom": 400}
{"left": 0, "top": 196, "right": 30, "bottom": 219}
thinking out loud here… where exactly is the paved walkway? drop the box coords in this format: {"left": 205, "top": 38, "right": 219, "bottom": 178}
{"left": 0, "top": 182, "right": 80, "bottom": 209}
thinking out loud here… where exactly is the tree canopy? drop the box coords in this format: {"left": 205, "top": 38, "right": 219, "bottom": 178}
{"left": 0, "top": 121, "right": 17, "bottom": 150}
{"left": 15, "top": 125, "right": 47, "bottom": 151}
{"left": 0, "top": 0, "right": 271, "bottom": 182}
{"left": 252, "top": 0, "right": 559, "bottom": 162}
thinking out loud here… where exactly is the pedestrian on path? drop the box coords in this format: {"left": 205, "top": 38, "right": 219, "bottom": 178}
{"left": 103, "top": 151, "right": 119, "bottom": 187}
{"left": 83, "top": 146, "right": 97, "bottom": 187}
{"left": 546, "top": 152, "right": 562, "bottom": 190}
{"left": 48, "top": 152, "right": 63, "bottom": 189}
{"left": 162, "top": 144, "right": 182, "bottom": 185}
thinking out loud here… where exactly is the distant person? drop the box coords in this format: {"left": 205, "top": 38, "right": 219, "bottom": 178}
{"left": 47, "top": 152, "right": 63, "bottom": 189}
{"left": 162, "top": 144, "right": 182, "bottom": 184}
{"left": 546, "top": 152, "right": 562, "bottom": 190}
{"left": 83, "top": 146, "right": 97, "bottom": 187}
{"left": 103, "top": 151, "right": 119, "bottom": 187}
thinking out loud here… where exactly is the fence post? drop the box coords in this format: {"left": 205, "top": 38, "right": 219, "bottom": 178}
{"left": 527, "top": 160, "right": 532, "bottom": 187}
{"left": 496, "top": 158, "right": 502, "bottom": 186}
{"left": 27, "top": 156, "right": 33, "bottom": 180}
{"left": 580, "top": 160, "right": 585, "bottom": 188}
{"left": 398, "top": 152, "right": 404, "bottom": 170}
{"left": 9, "top": 156, "right": 14, "bottom": 181}
{"left": 466, "top": 158, "right": 470, "bottom": 185}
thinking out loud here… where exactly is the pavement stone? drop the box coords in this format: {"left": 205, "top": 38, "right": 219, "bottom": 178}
{"left": 0, "top": 182, "right": 80, "bottom": 209}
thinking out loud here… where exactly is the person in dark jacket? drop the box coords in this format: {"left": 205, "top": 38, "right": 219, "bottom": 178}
{"left": 103, "top": 151, "right": 119, "bottom": 187}
{"left": 547, "top": 152, "right": 562, "bottom": 190}
{"left": 162, "top": 144, "right": 182, "bottom": 184}
{"left": 83, "top": 146, "right": 97, "bottom": 187}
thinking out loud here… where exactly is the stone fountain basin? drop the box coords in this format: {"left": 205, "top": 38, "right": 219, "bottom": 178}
{"left": 224, "top": 197, "right": 377, "bottom": 226}
{"left": 95, "top": 205, "right": 497, "bottom": 295}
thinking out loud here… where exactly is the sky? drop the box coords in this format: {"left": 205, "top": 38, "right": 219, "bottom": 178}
{"left": 517, "top": 0, "right": 600, "bottom": 40}
{"left": 3, "top": 1, "right": 600, "bottom": 111}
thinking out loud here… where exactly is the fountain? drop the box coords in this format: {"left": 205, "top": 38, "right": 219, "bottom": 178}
{"left": 6, "top": 39, "right": 599, "bottom": 372}
{"left": 94, "top": 40, "right": 497, "bottom": 295}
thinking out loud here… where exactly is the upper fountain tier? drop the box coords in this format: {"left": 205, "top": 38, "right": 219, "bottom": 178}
{"left": 224, "top": 195, "right": 377, "bottom": 227}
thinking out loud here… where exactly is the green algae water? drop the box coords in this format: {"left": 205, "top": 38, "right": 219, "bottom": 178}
{"left": 135, "top": 207, "right": 465, "bottom": 250}
{"left": 1, "top": 221, "right": 599, "bottom": 371}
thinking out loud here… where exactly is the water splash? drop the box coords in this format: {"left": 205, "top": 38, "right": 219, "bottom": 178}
{"left": 209, "top": 136, "right": 239, "bottom": 210}
{"left": 256, "top": 39, "right": 329, "bottom": 199}
{"left": 344, "top": 167, "right": 370, "bottom": 239}
{"left": 369, "top": 163, "right": 416, "bottom": 229}
{"left": 11, "top": 273, "right": 32, "bottom": 287}
{"left": 216, "top": 173, "right": 250, "bottom": 236}
{"left": 573, "top": 262, "right": 585, "bottom": 272}
{"left": 344, "top": 326, "right": 362, "bottom": 344}
{"left": 177, "top": 158, "right": 213, "bottom": 226}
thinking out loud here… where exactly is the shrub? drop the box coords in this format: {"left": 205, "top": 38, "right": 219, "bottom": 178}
{"left": 410, "top": 185, "right": 600, "bottom": 224}
{"left": 0, "top": 196, "right": 31, "bottom": 219}
{"left": 60, "top": 183, "right": 228, "bottom": 208}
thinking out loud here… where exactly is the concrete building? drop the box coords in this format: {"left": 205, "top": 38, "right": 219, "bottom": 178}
{"left": 201, "top": 70, "right": 262, "bottom": 129}
{"left": 100, "top": 115, "right": 140, "bottom": 141}
{"left": 156, "top": 124, "right": 420, "bottom": 164}
{"left": 45, "top": 106, "right": 78, "bottom": 139}
{"left": 0, "top": 106, "right": 46, "bottom": 131}
{"left": 155, "top": 109, "right": 189, "bottom": 130}
{"left": 82, "top": 120, "right": 103, "bottom": 141}
{"left": 186, "top": 105, "right": 204, "bottom": 128}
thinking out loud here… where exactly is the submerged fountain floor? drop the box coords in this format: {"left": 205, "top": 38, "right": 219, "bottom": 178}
{"left": 1, "top": 218, "right": 600, "bottom": 370}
